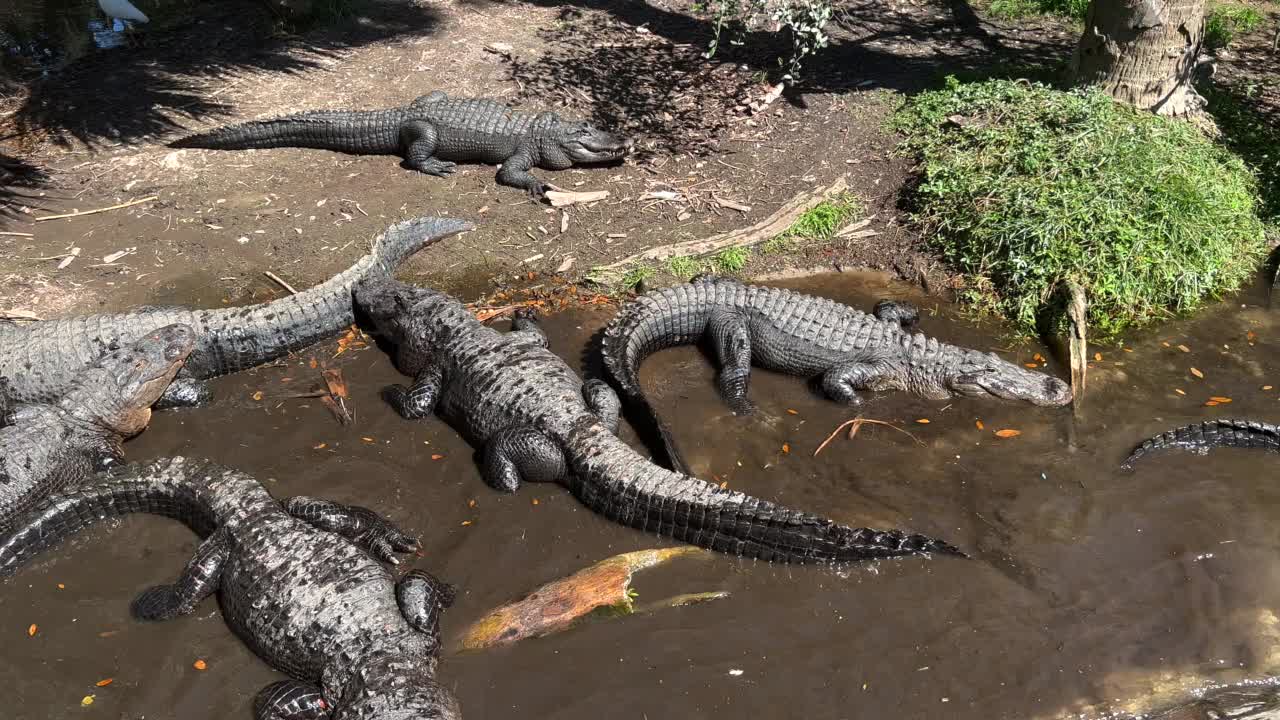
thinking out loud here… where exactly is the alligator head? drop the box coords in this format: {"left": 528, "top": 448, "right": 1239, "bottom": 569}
{"left": 557, "top": 120, "right": 632, "bottom": 165}
{"left": 945, "top": 351, "right": 1072, "bottom": 407}
{"left": 82, "top": 323, "right": 197, "bottom": 435}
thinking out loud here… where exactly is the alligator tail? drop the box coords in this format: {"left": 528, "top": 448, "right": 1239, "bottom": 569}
{"left": 567, "top": 420, "right": 964, "bottom": 564}
{"left": 189, "top": 217, "right": 472, "bottom": 377}
{"left": 0, "top": 457, "right": 235, "bottom": 578}
{"left": 170, "top": 108, "right": 407, "bottom": 155}
{"left": 1122, "top": 419, "right": 1280, "bottom": 470}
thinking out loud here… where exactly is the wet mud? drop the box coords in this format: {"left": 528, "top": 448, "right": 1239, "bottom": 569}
{"left": 4, "top": 271, "right": 1280, "bottom": 719}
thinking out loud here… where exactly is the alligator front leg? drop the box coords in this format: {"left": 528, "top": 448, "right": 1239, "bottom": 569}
{"left": 496, "top": 147, "right": 547, "bottom": 199}
{"left": 153, "top": 377, "right": 213, "bottom": 409}
{"left": 131, "top": 528, "right": 229, "bottom": 621}
{"left": 283, "top": 497, "right": 419, "bottom": 564}
{"left": 89, "top": 434, "right": 127, "bottom": 472}
{"left": 383, "top": 365, "right": 444, "bottom": 420}
{"left": 707, "top": 308, "right": 756, "bottom": 415}
{"left": 396, "top": 568, "right": 457, "bottom": 640}
{"left": 400, "top": 120, "right": 456, "bottom": 177}
{"left": 583, "top": 379, "right": 621, "bottom": 434}
{"left": 509, "top": 307, "right": 549, "bottom": 348}
{"left": 481, "top": 426, "right": 567, "bottom": 492}
{"left": 872, "top": 299, "right": 920, "bottom": 329}
{"left": 254, "top": 681, "right": 330, "bottom": 720}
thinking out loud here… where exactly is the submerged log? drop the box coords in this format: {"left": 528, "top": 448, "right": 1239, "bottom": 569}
{"left": 456, "top": 546, "right": 722, "bottom": 651}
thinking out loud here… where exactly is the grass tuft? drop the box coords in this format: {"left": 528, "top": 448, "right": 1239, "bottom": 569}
{"left": 762, "top": 193, "right": 863, "bottom": 254}
{"left": 712, "top": 246, "right": 752, "bottom": 273}
{"left": 1205, "top": 3, "right": 1266, "bottom": 49}
{"left": 985, "top": 0, "right": 1088, "bottom": 20}
{"left": 892, "top": 77, "right": 1267, "bottom": 337}
{"left": 666, "top": 255, "right": 705, "bottom": 280}
{"left": 620, "top": 265, "right": 656, "bottom": 291}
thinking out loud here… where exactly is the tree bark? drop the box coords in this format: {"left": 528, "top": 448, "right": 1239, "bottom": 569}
{"left": 1069, "top": 0, "right": 1208, "bottom": 116}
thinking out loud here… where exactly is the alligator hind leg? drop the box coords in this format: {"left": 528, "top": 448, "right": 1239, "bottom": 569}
{"left": 509, "top": 307, "right": 549, "bottom": 348}
{"left": 400, "top": 120, "right": 454, "bottom": 176}
{"left": 254, "top": 681, "right": 329, "bottom": 720}
{"left": 132, "top": 528, "right": 229, "bottom": 621}
{"left": 707, "top": 308, "right": 756, "bottom": 415}
{"left": 396, "top": 569, "right": 457, "bottom": 642}
{"left": 583, "top": 379, "right": 621, "bottom": 434}
{"left": 384, "top": 364, "right": 444, "bottom": 419}
{"left": 283, "top": 497, "right": 418, "bottom": 564}
{"left": 873, "top": 299, "right": 920, "bottom": 329}
{"left": 818, "top": 357, "right": 895, "bottom": 406}
{"left": 481, "top": 426, "right": 567, "bottom": 492}
{"left": 153, "top": 377, "right": 212, "bottom": 409}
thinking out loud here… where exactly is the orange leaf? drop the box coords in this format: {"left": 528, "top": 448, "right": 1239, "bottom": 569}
{"left": 916, "top": 418, "right": 930, "bottom": 424}
{"left": 994, "top": 429, "right": 1021, "bottom": 438}
{"left": 98, "top": 630, "right": 118, "bottom": 638}
{"left": 361, "top": 437, "right": 374, "bottom": 443}
{"left": 461, "top": 520, "right": 473, "bottom": 527}
{"left": 312, "top": 442, "right": 326, "bottom": 450}
{"left": 1205, "top": 400, "right": 1220, "bottom": 407}
{"left": 308, "top": 357, "right": 318, "bottom": 369}
{"left": 531, "top": 498, "right": 540, "bottom": 505}
{"left": 1023, "top": 363, "right": 1038, "bottom": 368}
{"left": 719, "top": 481, "right": 728, "bottom": 489}
{"left": 1123, "top": 348, "right": 1134, "bottom": 353}
{"left": 57, "top": 583, "right": 64, "bottom": 590}
{"left": 95, "top": 679, "right": 113, "bottom": 687}
{"left": 975, "top": 420, "right": 984, "bottom": 430}
{"left": 786, "top": 409, "right": 798, "bottom": 415}
{"left": 1247, "top": 331, "right": 1258, "bottom": 342}
{"left": 1093, "top": 352, "right": 1102, "bottom": 362}
{"left": 1209, "top": 396, "right": 1233, "bottom": 403}
{"left": 81, "top": 696, "right": 94, "bottom": 707}
{"left": 1177, "top": 345, "right": 1190, "bottom": 353}
{"left": 1175, "top": 388, "right": 1186, "bottom": 395}
{"left": 467, "top": 499, "right": 476, "bottom": 508}
{"left": 251, "top": 391, "right": 263, "bottom": 401}
{"left": 321, "top": 369, "right": 348, "bottom": 400}
{"left": 1033, "top": 353, "right": 1044, "bottom": 361}
{"left": 431, "top": 454, "right": 444, "bottom": 461}
{"left": 193, "top": 659, "right": 207, "bottom": 671}
{"left": 1190, "top": 367, "right": 1204, "bottom": 379}
{"left": 781, "top": 443, "right": 790, "bottom": 454}
{"left": 27, "top": 624, "right": 36, "bottom": 637}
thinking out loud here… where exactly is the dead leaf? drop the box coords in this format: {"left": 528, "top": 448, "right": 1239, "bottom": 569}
{"left": 1175, "top": 388, "right": 1186, "bottom": 395}
{"left": 1093, "top": 352, "right": 1102, "bottom": 362}
{"left": 251, "top": 390, "right": 263, "bottom": 401}
{"left": 1209, "top": 396, "right": 1233, "bottom": 403}
{"left": 975, "top": 420, "right": 984, "bottom": 430}
{"left": 916, "top": 418, "right": 930, "bottom": 424}
{"left": 1264, "top": 385, "right": 1274, "bottom": 391}
{"left": 1247, "top": 331, "right": 1258, "bottom": 342}
{"left": 1190, "top": 367, "right": 1204, "bottom": 379}
{"left": 27, "top": 624, "right": 37, "bottom": 637}
{"left": 532, "top": 498, "right": 540, "bottom": 505}
{"left": 781, "top": 443, "right": 790, "bottom": 454}
{"left": 361, "top": 437, "right": 374, "bottom": 443}
{"left": 81, "top": 696, "right": 94, "bottom": 707}
{"left": 322, "top": 369, "right": 348, "bottom": 399}
{"left": 556, "top": 256, "right": 575, "bottom": 273}
{"left": 1178, "top": 344, "right": 1190, "bottom": 353}
{"left": 95, "top": 679, "right": 113, "bottom": 687}
{"left": 312, "top": 443, "right": 327, "bottom": 450}
{"left": 431, "top": 454, "right": 445, "bottom": 461}
{"left": 994, "top": 429, "right": 1022, "bottom": 438}
{"left": 308, "top": 358, "right": 318, "bottom": 369}
{"left": 98, "top": 630, "right": 118, "bottom": 638}
{"left": 193, "top": 659, "right": 207, "bottom": 671}
{"left": 461, "top": 520, "right": 473, "bottom": 527}
{"left": 1023, "top": 363, "right": 1038, "bottom": 368}
{"left": 786, "top": 409, "right": 798, "bottom": 415}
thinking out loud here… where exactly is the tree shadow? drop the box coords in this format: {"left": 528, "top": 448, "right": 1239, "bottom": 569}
{"left": 5, "top": 0, "right": 444, "bottom": 149}
{"left": 0, "top": 152, "right": 48, "bottom": 218}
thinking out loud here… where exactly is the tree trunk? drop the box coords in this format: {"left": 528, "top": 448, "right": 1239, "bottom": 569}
{"left": 1069, "top": 0, "right": 1208, "bottom": 116}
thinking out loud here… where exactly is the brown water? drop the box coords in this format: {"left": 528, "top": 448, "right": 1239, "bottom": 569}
{"left": 4, "top": 271, "right": 1280, "bottom": 720}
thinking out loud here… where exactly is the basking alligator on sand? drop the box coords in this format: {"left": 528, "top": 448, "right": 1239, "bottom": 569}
{"left": 601, "top": 276, "right": 1073, "bottom": 474}
{"left": 0, "top": 324, "right": 194, "bottom": 530}
{"left": 171, "top": 92, "right": 632, "bottom": 199}
{"left": 0, "top": 457, "right": 460, "bottom": 720}
{"left": 0, "top": 216, "right": 468, "bottom": 410}
{"left": 1123, "top": 419, "right": 1280, "bottom": 469}
{"left": 356, "top": 271, "right": 962, "bottom": 563}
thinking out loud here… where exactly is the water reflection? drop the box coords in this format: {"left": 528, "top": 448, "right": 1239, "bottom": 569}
{"left": 0, "top": 0, "right": 150, "bottom": 73}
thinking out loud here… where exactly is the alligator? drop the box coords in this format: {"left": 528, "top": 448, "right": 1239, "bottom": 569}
{"left": 170, "top": 92, "right": 632, "bottom": 199}
{"left": 601, "top": 275, "right": 1073, "bottom": 474}
{"left": 0, "top": 216, "right": 470, "bottom": 411}
{"left": 0, "top": 324, "right": 194, "bottom": 530}
{"left": 355, "top": 276, "right": 963, "bottom": 564}
{"left": 1122, "top": 419, "right": 1280, "bottom": 469}
{"left": 0, "top": 456, "right": 460, "bottom": 720}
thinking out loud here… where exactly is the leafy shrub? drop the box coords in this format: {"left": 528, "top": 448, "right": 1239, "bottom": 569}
{"left": 892, "top": 77, "right": 1267, "bottom": 336}
{"left": 1204, "top": 3, "right": 1265, "bottom": 49}
{"left": 702, "top": 0, "right": 832, "bottom": 78}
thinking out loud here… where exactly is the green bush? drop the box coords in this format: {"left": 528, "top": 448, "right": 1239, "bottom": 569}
{"left": 891, "top": 77, "right": 1267, "bottom": 336}
{"left": 1205, "top": 3, "right": 1265, "bottom": 49}
{"left": 987, "top": 0, "right": 1088, "bottom": 20}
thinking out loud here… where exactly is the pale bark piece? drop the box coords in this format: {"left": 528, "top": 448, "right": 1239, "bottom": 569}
{"left": 545, "top": 189, "right": 609, "bottom": 207}
{"left": 1070, "top": 0, "right": 1208, "bottom": 116}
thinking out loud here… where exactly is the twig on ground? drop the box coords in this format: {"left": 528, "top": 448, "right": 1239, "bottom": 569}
{"left": 264, "top": 271, "right": 299, "bottom": 295}
{"left": 0, "top": 231, "right": 34, "bottom": 237}
{"left": 813, "top": 416, "right": 924, "bottom": 457}
{"left": 35, "top": 196, "right": 158, "bottom": 222}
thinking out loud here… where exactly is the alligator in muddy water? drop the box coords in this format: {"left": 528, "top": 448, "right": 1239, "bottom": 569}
{"left": 355, "top": 275, "right": 964, "bottom": 563}
{"left": 0, "top": 324, "right": 194, "bottom": 531}
{"left": 601, "top": 275, "right": 1073, "bottom": 474}
{"left": 1122, "top": 419, "right": 1280, "bottom": 469}
{"left": 171, "top": 91, "right": 632, "bottom": 199}
{"left": 0, "top": 456, "right": 460, "bottom": 720}
{"left": 0, "top": 216, "right": 469, "bottom": 410}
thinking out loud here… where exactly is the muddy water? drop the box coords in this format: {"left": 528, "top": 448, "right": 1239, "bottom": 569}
{"left": 4, "top": 271, "right": 1280, "bottom": 719}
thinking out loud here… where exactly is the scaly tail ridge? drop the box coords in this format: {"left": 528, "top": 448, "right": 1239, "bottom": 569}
{"left": 169, "top": 109, "right": 406, "bottom": 155}
{"left": 1122, "top": 419, "right": 1280, "bottom": 470}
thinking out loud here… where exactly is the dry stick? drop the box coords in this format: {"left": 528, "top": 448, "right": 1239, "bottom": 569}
{"left": 263, "top": 271, "right": 299, "bottom": 295}
{"left": 592, "top": 177, "right": 850, "bottom": 273}
{"left": 34, "top": 195, "right": 158, "bottom": 222}
{"left": 0, "top": 231, "right": 34, "bottom": 237}
{"left": 1066, "top": 280, "right": 1088, "bottom": 412}
{"left": 813, "top": 417, "right": 924, "bottom": 457}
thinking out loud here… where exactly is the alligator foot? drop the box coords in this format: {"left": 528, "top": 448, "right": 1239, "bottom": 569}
{"left": 253, "top": 681, "right": 329, "bottom": 720}
{"left": 131, "top": 529, "right": 229, "bottom": 621}
{"left": 873, "top": 299, "right": 920, "bottom": 329}
{"left": 415, "top": 158, "right": 456, "bottom": 177}
{"left": 153, "top": 377, "right": 212, "bottom": 409}
{"left": 582, "top": 379, "right": 621, "bottom": 434}
{"left": 284, "top": 497, "right": 418, "bottom": 564}
{"left": 383, "top": 366, "right": 443, "bottom": 420}
{"left": 396, "top": 569, "right": 457, "bottom": 639}
{"left": 819, "top": 355, "right": 896, "bottom": 405}
{"left": 481, "top": 425, "right": 567, "bottom": 492}
{"left": 510, "top": 307, "right": 549, "bottom": 348}
{"left": 708, "top": 309, "right": 756, "bottom": 414}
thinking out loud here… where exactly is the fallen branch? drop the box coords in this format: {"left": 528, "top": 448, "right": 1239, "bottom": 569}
{"left": 264, "top": 271, "right": 298, "bottom": 295}
{"left": 813, "top": 416, "right": 924, "bottom": 457}
{"left": 591, "top": 177, "right": 849, "bottom": 275}
{"left": 455, "top": 546, "right": 718, "bottom": 651}
{"left": 35, "top": 195, "right": 158, "bottom": 222}
{"left": 0, "top": 309, "right": 41, "bottom": 322}
{"left": 1066, "top": 280, "right": 1088, "bottom": 412}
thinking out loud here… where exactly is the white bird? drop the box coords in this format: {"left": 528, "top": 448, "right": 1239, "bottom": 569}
{"left": 97, "top": 0, "right": 149, "bottom": 23}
